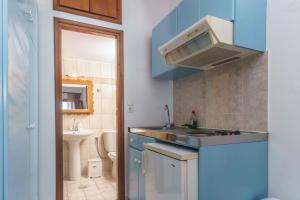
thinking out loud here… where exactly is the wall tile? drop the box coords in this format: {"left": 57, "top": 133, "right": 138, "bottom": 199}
{"left": 174, "top": 53, "right": 268, "bottom": 132}
{"left": 89, "top": 114, "right": 102, "bottom": 129}
{"left": 101, "top": 85, "right": 113, "bottom": 99}
{"left": 102, "top": 99, "right": 113, "bottom": 114}
{"left": 101, "top": 114, "right": 114, "bottom": 129}
{"left": 62, "top": 58, "right": 116, "bottom": 177}
{"left": 101, "top": 63, "right": 113, "bottom": 79}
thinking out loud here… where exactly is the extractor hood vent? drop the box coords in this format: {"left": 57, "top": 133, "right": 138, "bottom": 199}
{"left": 159, "top": 16, "right": 258, "bottom": 70}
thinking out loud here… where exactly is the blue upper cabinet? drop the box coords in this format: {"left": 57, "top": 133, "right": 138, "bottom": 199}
{"left": 199, "top": 0, "right": 235, "bottom": 21}
{"left": 152, "top": 8, "right": 178, "bottom": 78}
{"left": 152, "top": 6, "right": 200, "bottom": 80}
{"left": 234, "top": 0, "right": 267, "bottom": 51}
{"left": 152, "top": 0, "right": 267, "bottom": 80}
{"left": 177, "top": 0, "right": 200, "bottom": 34}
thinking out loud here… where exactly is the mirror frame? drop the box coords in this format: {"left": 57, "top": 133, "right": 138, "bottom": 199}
{"left": 62, "top": 78, "right": 94, "bottom": 114}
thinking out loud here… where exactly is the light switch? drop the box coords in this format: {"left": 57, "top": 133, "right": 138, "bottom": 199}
{"left": 127, "top": 101, "right": 134, "bottom": 113}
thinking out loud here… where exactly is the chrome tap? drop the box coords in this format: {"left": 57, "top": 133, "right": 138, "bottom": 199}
{"left": 71, "top": 118, "right": 79, "bottom": 131}
{"left": 164, "top": 105, "right": 171, "bottom": 129}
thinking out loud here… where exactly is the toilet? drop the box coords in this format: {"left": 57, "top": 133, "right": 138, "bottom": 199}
{"left": 103, "top": 130, "right": 117, "bottom": 179}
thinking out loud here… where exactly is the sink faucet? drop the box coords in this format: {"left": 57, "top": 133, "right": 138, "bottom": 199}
{"left": 71, "top": 118, "right": 79, "bottom": 131}
{"left": 164, "top": 105, "right": 171, "bottom": 129}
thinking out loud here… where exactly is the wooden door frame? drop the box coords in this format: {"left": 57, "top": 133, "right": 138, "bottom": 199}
{"left": 54, "top": 18, "right": 125, "bottom": 200}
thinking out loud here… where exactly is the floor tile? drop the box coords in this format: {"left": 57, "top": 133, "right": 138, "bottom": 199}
{"left": 64, "top": 177, "right": 116, "bottom": 200}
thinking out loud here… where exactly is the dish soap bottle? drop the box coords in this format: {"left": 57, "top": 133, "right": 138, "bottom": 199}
{"left": 189, "top": 110, "right": 198, "bottom": 129}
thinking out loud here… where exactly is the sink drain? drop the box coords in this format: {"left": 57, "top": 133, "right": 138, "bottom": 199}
{"left": 78, "top": 184, "right": 88, "bottom": 189}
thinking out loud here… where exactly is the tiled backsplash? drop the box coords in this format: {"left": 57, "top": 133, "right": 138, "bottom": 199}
{"left": 174, "top": 53, "right": 268, "bottom": 132}
{"left": 62, "top": 58, "right": 116, "bottom": 178}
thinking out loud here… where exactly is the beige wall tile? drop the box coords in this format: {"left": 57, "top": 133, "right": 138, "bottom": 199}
{"left": 101, "top": 114, "right": 114, "bottom": 129}
{"left": 101, "top": 85, "right": 113, "bottom": 99}
{"left": 62, "top": 58, "right": 116, "bottom": 177}
{"left": 102, "top": 99, "right": 113, "bottom": 114}
{"left": 101, "top": 63, "right": 113, "bottom": 79}
{"left": 174, "top": 53, "right": 268, "bottom": 132}
{"left": 89, "top": 114, "right": 102, "bottom": 129}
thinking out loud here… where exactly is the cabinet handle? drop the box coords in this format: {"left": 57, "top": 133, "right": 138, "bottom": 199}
{"left": 141, "top": 151, "right": 147, "bottom": 175}
{"left": 26, "top": 123, "right": 36, "bottom": 130}
{"left": 130, "top": 138, "right": 134, "bottom": 142}
{"left": 23, "top": 9, "right": 34, "bottom": 22}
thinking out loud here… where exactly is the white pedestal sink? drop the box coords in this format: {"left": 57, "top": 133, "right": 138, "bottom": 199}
{"left": 63, "top": 130, "right": 93, "bottom": 181}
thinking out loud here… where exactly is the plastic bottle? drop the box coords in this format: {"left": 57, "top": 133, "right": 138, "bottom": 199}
{"left": 189, "top": 110, "right": 198, "bottom": 129}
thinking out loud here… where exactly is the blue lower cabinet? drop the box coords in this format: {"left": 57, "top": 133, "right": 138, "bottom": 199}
{"left": 199, "top": 142, "right": 268, "bottom": 200}
{"left": 234, "top": 0, "right": 267, "bottom": 51}
{"left": 128, "top": 147, "right": 141, "bottom": 200}
{"left": 128, "top": 133, "right": 156, "bottom": 200}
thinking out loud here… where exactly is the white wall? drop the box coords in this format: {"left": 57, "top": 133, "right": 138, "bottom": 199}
{"left": 37, "top": 0, "right": 180, "bottom": 199}
{"left": 268, "top": 0, "right": 300, "bottom": 199}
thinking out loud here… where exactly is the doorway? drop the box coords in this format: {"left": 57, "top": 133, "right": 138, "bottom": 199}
{"left": 54, "top": 18, "right": 124, "bottom": 200}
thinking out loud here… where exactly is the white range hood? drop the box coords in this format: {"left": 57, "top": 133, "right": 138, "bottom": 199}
{"left": 159, "top": 15, "right": 258, "bottom": 70}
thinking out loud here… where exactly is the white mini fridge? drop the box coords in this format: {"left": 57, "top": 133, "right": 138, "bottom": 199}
{"left": 143, "top": 143, "right": 198, "bottom": 200}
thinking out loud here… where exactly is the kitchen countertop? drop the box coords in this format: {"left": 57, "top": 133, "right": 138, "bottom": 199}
{"left": 129, "top": 127, "right": 268, "bottom": 148}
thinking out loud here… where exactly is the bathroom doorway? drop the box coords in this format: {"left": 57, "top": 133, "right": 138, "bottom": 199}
{"left": 54, "top": 18, "right": 124, "bottom": 200}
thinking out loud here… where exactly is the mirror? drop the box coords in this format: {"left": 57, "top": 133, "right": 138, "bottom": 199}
{"left": 62, "top": 79, "right": 94, "bottom": 114}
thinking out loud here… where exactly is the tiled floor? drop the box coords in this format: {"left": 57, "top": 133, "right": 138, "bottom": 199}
{"left": 64, "top": 176, "right": 117, "bottom": 200}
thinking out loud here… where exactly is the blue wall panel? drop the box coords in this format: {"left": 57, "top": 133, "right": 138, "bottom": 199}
{"left": 199, "top": 142, "right": 268, "bottom": 200}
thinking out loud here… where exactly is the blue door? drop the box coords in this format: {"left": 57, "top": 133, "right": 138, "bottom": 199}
{"left": 128, "top": 147, "right": 140, "bottom": 200}
{"left": 137, "top": 150, "right": 144, "bottom": 200}
{"left": 0, "top": 0, "right": 6, "bottom": 199}
{"left": 177, "top": 0, "right": 200, "bottom": 34}
{"left": 234, "top": 0, "right": 267, "bottom": 51}
{"left": 2, "top": 0, "right": 39, "bottom": 199}
{"left": 152, "top": 7, "right": 178, "bottom": 78}
{"left": 200, "top": 0, "right": 235, "bottom": 21}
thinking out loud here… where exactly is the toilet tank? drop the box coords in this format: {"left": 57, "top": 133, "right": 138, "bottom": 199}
{"left": 103, "top": 130, "right": 116, "bottom": 152}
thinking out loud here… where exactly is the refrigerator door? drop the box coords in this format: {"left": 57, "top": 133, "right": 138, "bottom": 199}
{"left": 144, "top": 149, "right": 187, "bottom": 200}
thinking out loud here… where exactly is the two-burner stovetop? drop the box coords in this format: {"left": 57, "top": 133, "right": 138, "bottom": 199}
{"left": 187, "top": 129, "right": 241, "bottom": 136}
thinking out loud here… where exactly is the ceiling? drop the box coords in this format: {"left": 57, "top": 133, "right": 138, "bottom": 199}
{"left": 62, "top": 30, "right": 116, "bottom": 63}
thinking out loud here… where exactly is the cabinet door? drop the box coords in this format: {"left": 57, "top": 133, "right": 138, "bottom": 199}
{"left": 234, "top": 0, "right": 267, "bottom": 51}
{"left": 152, "top": 8, "right": 177, "bottom": 78}
{"left": 128, "top": 148, "right": 140, "bottom": 200}
{"left": 200, "top": 0, "right": 234, "bottom": 21}
{"left": 59, "top": 0, "right": 89, "bottom": 11}
{"left": 90, "top": 0, "right": 118, "bottom": 18}
{"left": 177, "top": 0, "right": 200, "bottom": 33}
{"left": 145, "top": 150, "right": 187, "bottom": 200}
{"left": 6, "top": 0, "right": 39, "bottom": 199}
{"left": 0, "top": 2, "right": 4, "bottom": 198}
{"left": 137, "top": 151, "right": 145, "bottom": 200}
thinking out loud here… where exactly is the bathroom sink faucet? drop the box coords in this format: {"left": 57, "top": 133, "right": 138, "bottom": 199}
{"left": 164, "top": 105, "right": 171, "bottom": 129}
{"left": 71, "top": 118, "right": 79, "bottom": 131}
